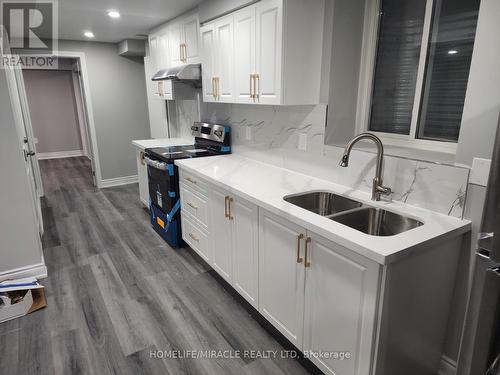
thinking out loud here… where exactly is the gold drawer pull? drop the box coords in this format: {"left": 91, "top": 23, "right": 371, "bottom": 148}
{"left": 187, "top": 202, "right": 198, "bottom": 210}
{"left": 224, "top": 196, "right": 229, "bottom": 218}
{"left": 140, "top": 151, "right": 145, "bottom": 166}
{"left": 296, "top": 233, "right": 304, "bottom": 263}
{"left": 189, "top": 233, "right": 199, "bottom": 242}
{"left": 228, "top": 197, "right": 234, "bottom": 220}
{"left": 255, "top": 73, "right": 260, "bottom": 100}
{"left": 185, "top": 177, "right": 197, "bottom": 184}
{"left": 304, "top": 237, "right": 312, "bottom": 268}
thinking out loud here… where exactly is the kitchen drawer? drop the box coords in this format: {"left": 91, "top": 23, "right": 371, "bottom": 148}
{"left": 179, "top": 170, "right": 208, "bottom": 196}
{"left": 182, "top": 214, "right": 210, "bottom": 262}
{"left": 180, "top": 185, "right": 208, "bottom": 227}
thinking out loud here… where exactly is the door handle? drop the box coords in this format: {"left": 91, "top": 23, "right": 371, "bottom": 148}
{"left": 224, "top": 195, "right": 229, "bottom": 218}
{"left": 215, "top": 77, "right": 220, "bottom": 100}
{"left": 187, "top": 202, "right": 198, "bottom": 210}
{"left": 27, "top": 151, "right": 36, "bottom": 156}
{"left": 228, "top": 197, "right": 234, "bottom": 220}
{"left": 296, "top": 233, "right": 304, "bottom": 263}
{"left": 212, "top": 77, "right": 217, "bottom": 99}
{"left": 250, "top": 74, "right": 254, "bottom": 99}
{"left": 179, "top": 43, "right": 183, "bottom": 62}
{"left": 304, "top": 236, "right": 312, "bottom": 268}
{"left": 189, "top": 233, "right": 199, "bottom": 242}
{"left": 183, "top": 43, "right": 188, "bottom": 62}
{"left": 254, "top": 73, "right": 260, "bottom": 100}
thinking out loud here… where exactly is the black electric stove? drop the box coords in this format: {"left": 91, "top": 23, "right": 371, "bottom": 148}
{"left": 144, "top": 122, "right": 231, "bottom": 248}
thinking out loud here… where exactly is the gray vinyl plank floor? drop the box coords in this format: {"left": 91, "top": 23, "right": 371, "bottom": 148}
{"left": 0, "top": 157, "right": 314, "bottom": 375}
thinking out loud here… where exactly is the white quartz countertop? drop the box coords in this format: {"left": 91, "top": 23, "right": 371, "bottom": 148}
{"left": 132, "top": 137, "right": 193, "bottom": 150}
{"left": 175, "top": 154, "right": 471, "bottom": 265}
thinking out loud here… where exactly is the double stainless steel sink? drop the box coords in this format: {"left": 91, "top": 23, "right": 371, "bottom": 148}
{"left": 283, "top": 191, "right": 423, "bottom": 236}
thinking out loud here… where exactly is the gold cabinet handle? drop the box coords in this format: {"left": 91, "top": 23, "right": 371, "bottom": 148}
{"left": 187, "top": 202, "right": 198, "bottom": 210}
{"left": 212, "top": 77, "right": 217, "bottom": 99}
{"left": 228, "top": 197, "right": 234, "bottom": 220}
{"left": 215, "top": 77, "right": 220, "bottom": 100}
{"left": 296, "top": 233, "right": 304, "bottom": 263}
{"left": 189, "top": 233, "right": 199, "bottom": 242}
{"left": 157, "top": 81, "right": 164, "bottom": 97}
{"left": 224, "top": 195, "right": 229, "bottom": 218}
{"left": 255, "top": 73, "right": 260, "bottom": 100}
{"left": 250, "top": 74, "right": 254, "bottom": 99}
{"left": 140, "top": 151, "right": 145, "bottom": 166}
{"left": 185, "top": 177, "right": 197, "bottom": 184}
{"left": 184, "top": 43, "right": 188, "bottom": 62}
{"left": 304, "top": 237, "right": 311, "bottom": 268}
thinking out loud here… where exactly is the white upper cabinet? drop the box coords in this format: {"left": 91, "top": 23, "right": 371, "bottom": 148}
{"left": 255, "top": 0, "right": 282, "bottom": 104}
{"left": 200, "top": 23, "right": 216, "bottom": 102}
{"left": 214, "top": 16, "right": 235, "bottom": 103}
{"left": 234, "top": 6, "right": 256, "bottom": 104}
{"left": 168, "top": 11, "right": 200, "bottom": 67}
{"left": 199, "top": 0, "right": 324, "bottom": 105}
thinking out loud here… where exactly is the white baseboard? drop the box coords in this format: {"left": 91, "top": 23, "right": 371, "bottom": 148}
{"left": 38, "top": 150, "right": 84, "bottom": 160}
{"left": 439, "top": 355, "right": 457, "bottom": 375}
{"left": 101, "top": 175, "right": 138, "bottom": 188}
{"left": 0, "top": 263, "right": 48, "bottom": 282}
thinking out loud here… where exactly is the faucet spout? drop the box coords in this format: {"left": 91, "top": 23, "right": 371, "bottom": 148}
{"left": 339, "top": 133, "right": 392, "bottom": 201}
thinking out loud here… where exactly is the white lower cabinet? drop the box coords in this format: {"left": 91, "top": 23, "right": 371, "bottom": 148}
{"left": 259, "top": 209, "right": 380, "bottom": 374}
{"left": 303, "top": 232, "right": 380, "bottom": 375}
{"left": 209, "top": 186, "right": 234, "bottom": 282}
{"left": 208, "top": 185, "right": 259, "bottom": 307}
{"left": 135, "top": 149, "right": 149, "bottom": 207}
{"left": 258, "top": 209, "right": 306, "bottom": 348}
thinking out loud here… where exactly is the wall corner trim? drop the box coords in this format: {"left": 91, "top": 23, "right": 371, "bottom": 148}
{"left": 438, "top": 355, "right": 457, "bottom": 375}
{"left": 101, "top": 175, "right": 139, "bottom": 188}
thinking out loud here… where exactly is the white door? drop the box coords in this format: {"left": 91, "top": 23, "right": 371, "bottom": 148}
{"left": 255, "top": 0, "right": 282, "bottom": 104}
{"left": 183, "top": 13, "right": 199, "bottom": 63}
{"left": 231, "top": 196, "right": 259, "bottom": 308}
{"left": 4, "top": 62, "right": 44, "bottom": 236}
{"left": 209, "top": 187, "right": 233, "bottom": 282}
{"left": 258, "top": 209, "right": 305, "bottom": 349}
{"left": 200, "top": 23, "right": 216, "bottom": 102}
{"left": 214, "top": 15, "right": 235, "bottom": 103}
{"left": 234, "top": 6, "right": 256, "bottom": 103}
{"left": 303, "top": 233, "right": 380, "bottom": 375}
{"left": 168, "top": 23, "right": 184, "bottom": 67}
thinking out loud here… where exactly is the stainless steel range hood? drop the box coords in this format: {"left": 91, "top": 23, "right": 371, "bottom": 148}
{"left": 151, "top": 64, "right": 201, "bottom": 82}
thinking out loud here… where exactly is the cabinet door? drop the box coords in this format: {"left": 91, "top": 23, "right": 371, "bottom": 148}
{"left": 259, "top": 209, "right": 305, "bottom": 349}
{"left": 231, "top": 196, "right": 258, "bottom": 308}
{"left": 255, "top": 0, "right": 282, "bottom": 105}
{"left": 303, "top": 233, "right": 380, "bottom": 375}
{"left": 214, "top": 15, "right": 235, "bottom": 103}
{"left": 158, "top": 31, "right": 170, "bottom": 69}
{"left": 209, "top": 187, "right": 233, "bottom": 282}
{"left": 200, "top": 23, "right": 216, "bottom": 102}
{"left": 168, "top": 22, "right": 183, "bottom": 67}
{"left": 234, "top": 6, "right": 256, "bottom": 104}
{"left": 183, "top": 13, "right": 199, "bottom": 63}
{"left": 136, "top": 149, "right": 149, "bottom": 207}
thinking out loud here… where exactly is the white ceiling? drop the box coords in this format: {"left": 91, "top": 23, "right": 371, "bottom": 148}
{"left": 54, "top": 0, "right": 204, "bottom": 43}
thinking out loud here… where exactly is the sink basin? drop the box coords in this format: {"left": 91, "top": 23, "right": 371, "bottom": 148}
{"left": 284, "top": 191, "right": 363, "bottom": 216}
{"left": 330, "top": 207, "right": 423, "bottom": 236}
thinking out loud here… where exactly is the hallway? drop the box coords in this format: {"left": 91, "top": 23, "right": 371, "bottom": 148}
{"left": 0, "top": 157, "right": 312, "bottom": 375}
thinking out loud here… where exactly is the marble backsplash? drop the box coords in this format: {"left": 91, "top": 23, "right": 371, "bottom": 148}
{"left": 170, "top": 100, "right": 470, "bottom": 218}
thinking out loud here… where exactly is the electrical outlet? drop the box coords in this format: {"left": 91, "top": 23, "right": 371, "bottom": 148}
{"left": 298, "top": 133, "right": 307, "bottom": 151}
{"left": 245, "top": 126, "right": 252, "bottom": 141}
{"left": 470, "top": 158, "right": 491, "bottom": 186}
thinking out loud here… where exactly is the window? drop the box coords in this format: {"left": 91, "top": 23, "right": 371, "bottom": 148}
{"left": 366, "top": 0, "right": 480, "bottom": 148}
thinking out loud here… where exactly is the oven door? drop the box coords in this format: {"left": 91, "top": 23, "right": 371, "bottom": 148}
{"left": 144, "top": 156, "right": 179, "bottom": 213}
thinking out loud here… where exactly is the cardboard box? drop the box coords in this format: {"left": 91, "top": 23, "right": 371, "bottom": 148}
{"left": 0, "top": 277, "right": 47, "bottom": 323}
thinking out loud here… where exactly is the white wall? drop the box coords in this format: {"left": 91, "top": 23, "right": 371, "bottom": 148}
{"left": 23, "top": 69, "right": 83, "bottom": 155}
{"left": 0, "top": 66, "right": 45, "bottom": 279}
{"left": 57, "top": 40, "right": 151, "bottom": 180}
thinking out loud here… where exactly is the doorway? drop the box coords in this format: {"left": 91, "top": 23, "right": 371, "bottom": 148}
{"left": 23, "top": 58, "right": 94, "bottom": 183}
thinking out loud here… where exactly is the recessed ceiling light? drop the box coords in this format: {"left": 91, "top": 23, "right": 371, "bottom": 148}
{"left": 108, "top": 10, "right": 120, "bottom": 18}
{"left": 83, "top": 31, "right": 95, "bottom": 39}
{"left": 448, "top": 50, "right": 458, "bottom": 55}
